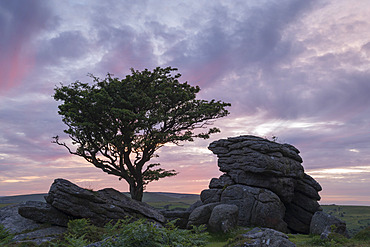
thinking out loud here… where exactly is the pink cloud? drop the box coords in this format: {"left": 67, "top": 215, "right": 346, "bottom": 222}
{"left": 0, "top": 45, "right": 35, "bottom": 93}
{"left": 0, "top": 1, "right": 51, "bottom": 94}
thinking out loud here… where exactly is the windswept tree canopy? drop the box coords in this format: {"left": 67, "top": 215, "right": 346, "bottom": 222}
{"left": 53, "top": 67, "right": 230, "bottom": 201}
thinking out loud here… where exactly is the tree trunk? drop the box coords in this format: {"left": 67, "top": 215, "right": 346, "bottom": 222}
{"left": 130, "top": 184, "right": 143, "bottom": 201}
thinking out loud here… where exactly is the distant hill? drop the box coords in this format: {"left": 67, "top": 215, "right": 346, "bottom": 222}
{"left": 0, "top": 193, "right": 47, "bottom": 204}
{"left": 142, "top": 192, "right": 199, "bottom": 203}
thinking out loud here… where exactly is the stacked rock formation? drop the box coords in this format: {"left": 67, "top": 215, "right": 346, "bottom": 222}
{"left": 18, "top": 178, "right": 165, "bottom": 227}
{"left": 198, "top": 135, "right": 322, "bottom": 233}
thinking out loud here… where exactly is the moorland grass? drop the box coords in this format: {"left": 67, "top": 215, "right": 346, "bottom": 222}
{"left": 0, "top": 203, "right": 14, "bottom": 208}
{"left": 322, "top": 205, "right": 370, "bottom": 237}
{"left": 353, "top": 226, "right": 370, "bottom": 241}
{"left": 149, "top": 201, "right": 192, "bottom": 210}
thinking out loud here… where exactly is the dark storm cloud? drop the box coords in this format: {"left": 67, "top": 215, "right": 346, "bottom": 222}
{"left": 162, "top": 0, "right": 316, "bottom": 87}
{"left": 37, "top": 31, "right": 90, "bottom": 64}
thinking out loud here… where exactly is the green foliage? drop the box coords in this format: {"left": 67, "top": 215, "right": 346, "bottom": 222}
{"left": 353, "top": 226, "right": 370, "bottom": 241}
{"left": 290, "top": 233, "right": 354, "bottom": 247}
{"left": 53, "top": 66, "right": 230, "bottom": 201}
{"left": 206, "top": 227, "right": 252, "bottom": 247}
{"left": 66, "top": 218, "right": 91, "bottom": 236}
{"left": 287, "top": 232, "right": 370, "bottom": 247}
{"left": 44, "top": 218, "right": 208, "bottom": 247}
{"left": 48, "top": 219, "right": 103, "bottom": 247}
{"left": 306, "top": 235, "right": 330, "bottom": 246}
{"left": 0, "top": 224, "right": 13, "bottom": 246}
{"left": 304, "top": 234, "right": 350, "bottom": 247}
{"left": 224, "top": 234, "right": 255, "bottom": 247}
{"left": 66, "top": 218, "right": 102, "bottom": 243}
{"left": 103, "top": 218, "right": 209, "bottom": 247}
{"left": 63, "top": 234, "right": 89, "bottom": 247}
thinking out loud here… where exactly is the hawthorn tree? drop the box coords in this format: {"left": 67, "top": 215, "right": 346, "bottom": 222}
{"left": 53, "top": 67, "right": 230, "bottom": 201}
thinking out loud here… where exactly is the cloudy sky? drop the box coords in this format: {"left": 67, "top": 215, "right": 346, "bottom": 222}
{"left": 1, "top": 0, "right": 370, "bottom": 205}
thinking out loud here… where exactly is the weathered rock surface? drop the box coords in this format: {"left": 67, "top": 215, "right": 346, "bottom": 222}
{"left": 187, "top": 202, "right": 220, "bottom": 228}
{"left": 14, "top": 178, "right": 165, "bottom": 233}
{"left": 226, "top": 227, "right": 296, "bottom": 247}
{"left": 12, "top": 226, "right": 66, "bottom": 245}
{"left": 310, "top": 211, "right": 349, "bottom": 238}
{"left": 208, "top": 204, "right": 239, "bottom": 233}
{"left": 209, "top": 136, "right": 304, "bottom": 177}
{"left": 201, "top": 188, "right": 222, "bottom": 204}
{"left": 0, "top": 204, "right": 67, "bottom": 245}
{"left": 209, "top": 174, "right": 235, "bottom": 189}
{"left": 187, "top": 200, "right": 203, "bottom": 212}
{"left": 0, "top": 204, "right": 43, "bottom": 234}
{"left": 197, "top": 135, "right": 323, "bottom": 234}
{"left": 43, "top": 178, "right": 165, "bottom": 226}
{"left": 221, "top": 185, "right": 287, "bottom": 232}
{"left": 18, "top": 201, "right": 71, "bottom": 226}
{"left": 161, "top": 210, "right": 190, "bottom": 228}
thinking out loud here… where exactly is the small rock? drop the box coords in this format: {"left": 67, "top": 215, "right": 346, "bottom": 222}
{"left": 187, "top": 202, "right": 220, "bottom": 228}
{"left": 208, "top": 204, "right": 238, "bottom": 233}
{"left": 226, "top": 227, "right": 296, "bottom": 247}
{"left": 310, "top": 211, "right": 349, "bottom": 238}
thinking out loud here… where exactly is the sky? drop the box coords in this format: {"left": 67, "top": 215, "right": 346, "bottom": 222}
{"left": 0, "top": 0, "right": 369, "bottom": 206}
